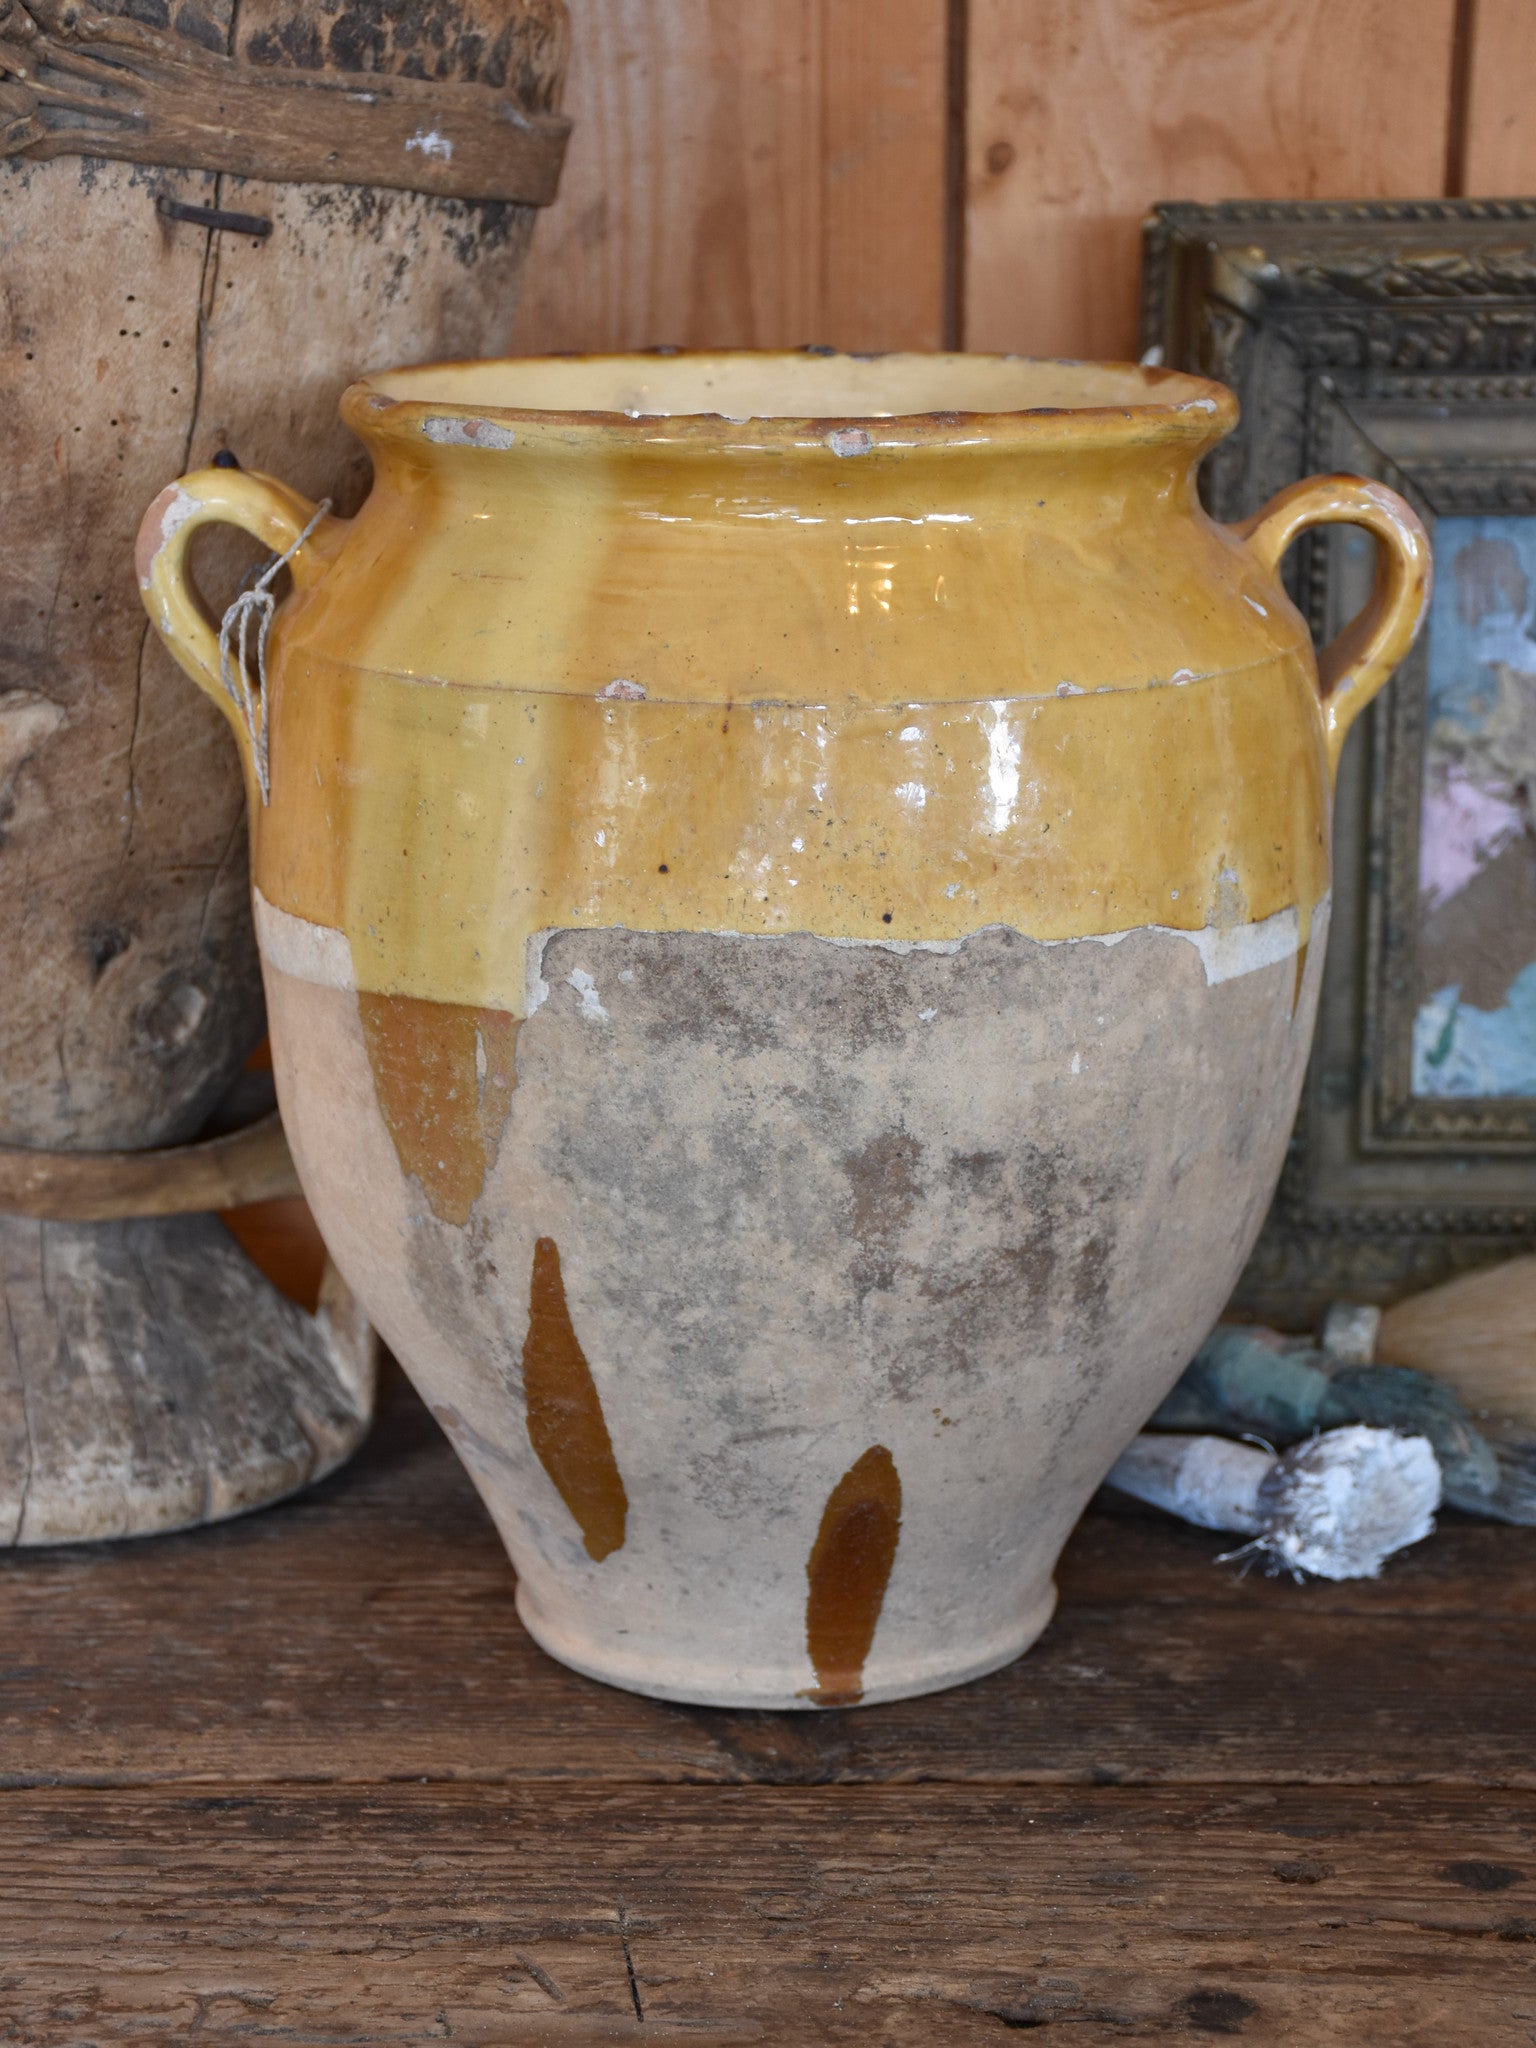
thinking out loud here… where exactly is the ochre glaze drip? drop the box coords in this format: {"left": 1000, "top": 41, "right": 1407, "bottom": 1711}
{"left": 522, "top": 1235, "right": 628, "bottom": 1561}
{"left": 805, "top": 1445, "right": 902, "bottom": 1706}
{"left": 358, "top": 991, "right": 518, "bottom": 1226}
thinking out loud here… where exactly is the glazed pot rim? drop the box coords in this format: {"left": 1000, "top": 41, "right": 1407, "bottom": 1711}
{"left": 342, "top": 348, "right": 1239, "bottom": 453}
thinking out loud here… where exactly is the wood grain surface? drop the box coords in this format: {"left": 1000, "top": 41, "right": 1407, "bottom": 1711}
{"left": 1, "top": 1385, "right": 1531, "bottom": 1790}
{"left": 4, "top": 1784, "right": 1533, "bottom": 2043}
{"left": 0, "top": 0, "right": 563, "bottom": 1567}
{"left": 1459, "top": 0, "right": 1536, "bottom": 196}
{"left": 1, "top": 131, "right": 261, "bottom": 1150}
{"left": 963, "top": 0, "right": 1460, "bottom": 359}
{"left": 510, "top": 0, "right": 1522, "bottom": 369}
{"left": 2, "top": 1380, "right": 1531, "bottom": 2038}
{"left": 514, "top": 0, "right": 949, "bottom": 352}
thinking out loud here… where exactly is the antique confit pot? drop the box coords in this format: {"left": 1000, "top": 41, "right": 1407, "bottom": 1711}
{"left": 137, "top": 353, "right": 1429, "bottom": 1708}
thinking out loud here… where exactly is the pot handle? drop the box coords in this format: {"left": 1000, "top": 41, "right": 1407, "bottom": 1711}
{"left": 1234, "top": 475, "right": 1431, "bottom": 778}
{"left": 136, "top": 468, "right": 339, "bottom": 803}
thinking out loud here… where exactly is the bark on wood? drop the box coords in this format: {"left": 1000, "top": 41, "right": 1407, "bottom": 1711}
{"left": 0, "top": 0, "right": 571, "bottom": 205}
{"left": 0, "top": 1212, "right": 375, "bottom": 1542}
{"left": 0, "top": 1783, "right": 1531, "bottom": 2042}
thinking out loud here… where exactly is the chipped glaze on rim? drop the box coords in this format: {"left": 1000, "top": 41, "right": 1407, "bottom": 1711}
{"left": 340, "top": 348, "right": 1240, "bottom": 455}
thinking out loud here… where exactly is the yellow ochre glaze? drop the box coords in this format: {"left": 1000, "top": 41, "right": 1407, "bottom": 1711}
{"left": 136, "top": 351, "right": 1432, "bottom": 1014}
{"left": 258, "top": 662, "right": 1329, "bottom": 1012}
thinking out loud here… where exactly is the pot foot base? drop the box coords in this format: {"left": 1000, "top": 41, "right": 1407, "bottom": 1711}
{"left": 513, "top": 1581, "right": 1059, "bottom": 1710}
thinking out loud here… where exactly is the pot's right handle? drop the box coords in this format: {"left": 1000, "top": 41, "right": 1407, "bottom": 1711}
{"left": 1234, "top": 475, "right": 1432, "bottom": 779}
{"left": 136, "top": 468, "right": 340, "bottom": 802}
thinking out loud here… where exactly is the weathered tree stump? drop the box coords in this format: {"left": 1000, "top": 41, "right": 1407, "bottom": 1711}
{"left": 0, "top": 0, "right": 569, "bottom": 1539}
{"left": 0, "top": 1219, "right": 376, "bottom": 1542}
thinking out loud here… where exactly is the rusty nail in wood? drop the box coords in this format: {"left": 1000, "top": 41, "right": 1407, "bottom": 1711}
{"left": 156, "top": 196, "right": 273, "bottom": 239}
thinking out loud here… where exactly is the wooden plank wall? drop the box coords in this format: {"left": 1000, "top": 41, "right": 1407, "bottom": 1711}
{"left": 513, "top": 0, "right": 952, "bottom": 351}
{"left": 242, "top": 0, "right": 1536, "bottom": 1305}
{"left": 516, "top": 0, "right": 1536, "bottom": 364}
{"left": 964, "top": 0, "right": 1459, "bottom": 358}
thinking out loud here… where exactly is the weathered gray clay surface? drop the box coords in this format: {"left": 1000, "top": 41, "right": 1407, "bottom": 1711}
{"left": 266, "top": 914, "right": 1326, "bottom": 1705}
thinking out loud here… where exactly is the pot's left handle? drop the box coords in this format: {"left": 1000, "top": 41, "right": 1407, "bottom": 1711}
{"left": 1234, "top": 475, "right": 1432, "bottom": 780}
{"left": 136, "top": 469, "right": 339, "bottom": 802}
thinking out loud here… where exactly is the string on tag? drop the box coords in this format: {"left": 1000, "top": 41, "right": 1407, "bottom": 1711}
{"left": 217, "top": 499, "right": 331, "bottom": 804}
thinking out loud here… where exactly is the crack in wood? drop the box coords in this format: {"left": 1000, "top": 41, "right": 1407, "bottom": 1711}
{"left": 617, "top": 1898, "right": 644, "bottom": 2023}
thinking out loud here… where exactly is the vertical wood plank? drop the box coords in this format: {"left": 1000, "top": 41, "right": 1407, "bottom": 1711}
{"left": 964, "top": 0, "right": 1461, "bottom": 362}
{"left": 1461, "top": 0, "right": 1536, "bottom": 193}
{"left": 515, "top": 0, "right": 950, "bottom": 353}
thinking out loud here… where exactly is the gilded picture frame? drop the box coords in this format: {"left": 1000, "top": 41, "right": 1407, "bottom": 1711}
{"left": 1141, "top": 199, "right": 1536, "bottom": 1320}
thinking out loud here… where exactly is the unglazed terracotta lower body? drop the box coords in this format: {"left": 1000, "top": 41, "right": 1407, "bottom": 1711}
{"left": 259, "top": 900, "right": 1325, "bottom": 1708}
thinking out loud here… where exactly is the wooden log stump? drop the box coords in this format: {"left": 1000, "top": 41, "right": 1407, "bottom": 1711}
{"left": 2, "top": 0, "right": 569, "bottom": 1149}
{"left": 0, "top": 1217, "right": 377, "bottom": 1543}
{"left": 0, "top": 0, "right": 569, "bottom": 1540}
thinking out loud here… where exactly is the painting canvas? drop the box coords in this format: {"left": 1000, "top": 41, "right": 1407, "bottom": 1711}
{"left": 1412, "top": 517, "right": 1536, "bottom": 1100}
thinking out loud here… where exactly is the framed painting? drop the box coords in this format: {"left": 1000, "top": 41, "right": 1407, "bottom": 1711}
{"left": 1141, "top": 199, "right": 1536, "bottom": 1320}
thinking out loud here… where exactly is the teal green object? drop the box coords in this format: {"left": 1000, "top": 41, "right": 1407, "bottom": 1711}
{"left": 1151, "top": 1326, "right": 1333, "bottom": 1440}
{"left": 1151, "top": 1326, "right": 1504, "bottom": 1514}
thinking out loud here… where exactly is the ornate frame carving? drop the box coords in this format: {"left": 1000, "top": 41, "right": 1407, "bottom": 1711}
{"left": 1142, "top": 200, "right": 1536, "bottom": 1319}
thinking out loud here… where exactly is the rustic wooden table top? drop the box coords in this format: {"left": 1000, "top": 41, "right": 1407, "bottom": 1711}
{"left": 2, "top": 1373, "right": 1532, "bottom": 2045}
